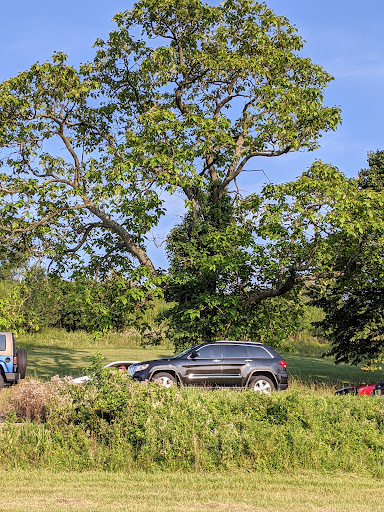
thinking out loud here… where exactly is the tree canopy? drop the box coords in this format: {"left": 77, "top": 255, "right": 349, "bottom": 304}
{"left": 315, "top": 150, "right": 384, "bottom": 366}
{"left": 1, "top": 0, "right": 366, "bottom": 346}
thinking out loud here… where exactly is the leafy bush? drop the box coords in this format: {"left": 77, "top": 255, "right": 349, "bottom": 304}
{"left": 3, "top": 366, "right": 384, "bottom": 474}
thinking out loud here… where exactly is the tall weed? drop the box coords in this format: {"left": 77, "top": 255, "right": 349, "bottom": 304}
{"left": 3, "top": 367, "right": 384, "bottom": 474}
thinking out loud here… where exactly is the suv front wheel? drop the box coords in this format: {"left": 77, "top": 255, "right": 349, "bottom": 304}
{"left": 248, "top": 375, "right": 275, "bottom": 394}
{"left": 151, "top": 372, "right": 176, "bottom": 388}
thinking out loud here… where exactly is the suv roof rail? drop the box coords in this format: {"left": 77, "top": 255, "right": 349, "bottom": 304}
{"left": 216, "top": 340, "right": 263, "bottom": 344}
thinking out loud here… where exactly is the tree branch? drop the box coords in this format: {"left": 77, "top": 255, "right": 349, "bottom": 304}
{"left": 57, "top": 123, "right": 82, "bottom": 187}
{"left": 242, "top": 269, "right": 297, "bottom": 308}
{"left": 64, "top": 222, "right": 104, "bottom": 253}
{"left": 0, "top": 204, "right": 88, "bottom": 235}
{"left": 87, "top": 205, "right": 156, "bottom": 274}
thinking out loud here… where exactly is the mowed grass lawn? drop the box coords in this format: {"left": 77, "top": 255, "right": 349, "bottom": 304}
{"left": 4, "top": 330, "right": 384, "bottom": 511}
{"left": 17, "top": 328, "right": 384, "bottom": 386}
{"left": 23, "top": 343, "right": 384, "bottom": 387}
{"left": 1, "top": 470, "right": 384, "bottom": 512}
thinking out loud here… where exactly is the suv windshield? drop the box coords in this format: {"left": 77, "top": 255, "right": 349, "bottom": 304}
{"left": 172, "top": 345, "right": 199, "bottom": 359}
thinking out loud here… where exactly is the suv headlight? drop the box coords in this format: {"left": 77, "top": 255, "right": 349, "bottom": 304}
{"left": 135, "top": 363, "right": 149, "bottom": 372}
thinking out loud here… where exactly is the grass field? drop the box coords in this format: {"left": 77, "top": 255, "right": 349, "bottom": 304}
{"left": 2, "top": 329, "right": 384, "bottom": 510}
{"left": 23, "top": 344, "right": 384, "bottom": 388}
{"left": 1, "top": 470, "right": 384, "bottom": 512}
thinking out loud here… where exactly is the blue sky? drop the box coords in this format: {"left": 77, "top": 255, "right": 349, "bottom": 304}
{"left": 1, "top": 0, "right": 383, "bottom": 265}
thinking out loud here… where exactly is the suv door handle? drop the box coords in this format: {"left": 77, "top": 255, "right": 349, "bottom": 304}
{"left": 213, "top": 360, "right": 221, "bottom": 363}
{"left": 245, "top": 359, "right": 252, "bottom": 362}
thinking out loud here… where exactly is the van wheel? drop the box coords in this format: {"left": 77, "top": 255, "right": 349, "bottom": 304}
{"left": 16, "top": 349, "right": 27, "bottom": 379}
{"left": 151, "top": 372, "right": 176, "bottom": 388}
{"left": 248, "top": 376, "right": 275, "bottom": 394}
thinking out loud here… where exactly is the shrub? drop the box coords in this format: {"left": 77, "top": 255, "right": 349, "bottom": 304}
{"left": 10, "top": 376, "right": 73, "bottom": 422}
{"left": 4, "top": 368, "right": 384, "bottom": 474}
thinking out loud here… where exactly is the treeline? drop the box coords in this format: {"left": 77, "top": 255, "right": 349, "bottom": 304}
{"left": 0, "top": 265, "right": 324, "bottom": 348}
{"left": 0, "top": 268, "right": 152, "bottom": 335}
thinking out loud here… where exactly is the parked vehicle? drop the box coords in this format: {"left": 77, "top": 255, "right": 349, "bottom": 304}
{"left": 336, "top": 383, "right": 384, "bottom": 396}
{"left": 71, "top": 360, "right": 138, "bottom": 384}
{"left": 0, "top": 331, "right": 27, "bottom": 388}
{"left": 128, "top": 340, "right": 288, "bottom": 394}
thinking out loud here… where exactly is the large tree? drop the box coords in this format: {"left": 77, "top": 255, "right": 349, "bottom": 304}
{"left": 315, "top": 150, "right": 384, "bottom": 366}
{"left": 0, "top": 0, "right": 351, "bottom": 344}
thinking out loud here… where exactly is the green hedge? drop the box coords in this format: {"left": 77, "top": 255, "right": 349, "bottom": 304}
{"left": 2, "top": 369, "right": 384, "bottom": 473}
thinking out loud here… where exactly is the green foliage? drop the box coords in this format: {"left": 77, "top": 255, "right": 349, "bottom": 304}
{"left": 313, "top": 150, "right": 384, "bottom": 366}
{"left": 0, "top": 244, "right": 28, "bottom": 280}
{"left": 163, "top": 160, "right": 384, "bottom": 346}
{"left": 4, "top": 374, "right": 384, "bottom": 475}
{"left": 358, "top": 149, "right": 384, "bottom": 191}
{"left": 0, "top": 0, "right": 341, "bottom": 348}
{"left": 0, "top": 266, "right": 157, "bottom": 336}
{"left": 57, "top": 277, "right": 148, "bottom": 334}
{"left": 8, "top": 0, "right": 382, "bottom": 360}
{"left": 0, "top": 53, "right": 163, "bottom": 277}
{"left": 163, "top": 195, "right": 309, "bottom": 348}
{"left": 317, "top": 288, "right": 384, "bottom": 365}
{"left": 164, "top": 195, "right": 253, "bottom": 346}
{"left": 0, "top": 267, "right": 61, "bottom": 333}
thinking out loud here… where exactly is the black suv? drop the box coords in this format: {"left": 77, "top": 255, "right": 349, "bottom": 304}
{"left": 128, "top": 341, "right": 288, "bottom": 393}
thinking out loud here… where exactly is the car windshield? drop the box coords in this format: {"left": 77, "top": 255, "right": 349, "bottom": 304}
{"left": 172, "top": 345, "right": 200, "bottom": 359}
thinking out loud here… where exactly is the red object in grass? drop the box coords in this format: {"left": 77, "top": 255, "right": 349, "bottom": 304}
{"left": 357, "top": 384, "right": 377, "bottom": 396}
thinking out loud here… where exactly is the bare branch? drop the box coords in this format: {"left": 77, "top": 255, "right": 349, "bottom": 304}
{"left": 64, "top": 222, "right": 104, "bottom": 253}
{"left": 220, "top": 146, "right": 293, "bottom": 196}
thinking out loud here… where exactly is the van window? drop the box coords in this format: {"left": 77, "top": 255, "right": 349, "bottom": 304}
{"left": 0, "top": 335, "right": 6, "bottom": 351}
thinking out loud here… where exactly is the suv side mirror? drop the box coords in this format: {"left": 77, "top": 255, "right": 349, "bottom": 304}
{"left": 189, "top": 351, "right": 199, "bottom": 359}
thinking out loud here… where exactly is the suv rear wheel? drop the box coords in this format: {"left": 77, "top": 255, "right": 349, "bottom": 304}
{"left": 151, "top": 372, "right": 176, "bottom": 388}
{"left": 248, "top": 375, "right": 275, "bottom": 394}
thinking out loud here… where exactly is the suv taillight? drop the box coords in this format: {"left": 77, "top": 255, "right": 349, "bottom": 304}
{"left": 279, "top": 360, "right": 287, "bottom": 369}
{"left": 13, "top": 356, "right": 17, "bottom": 365}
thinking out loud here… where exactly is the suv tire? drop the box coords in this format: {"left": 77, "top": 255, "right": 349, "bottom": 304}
{"left": 151, "top": 372, "right": 176, "bottom": 388}
{"left": 16, "top": 349, "right": 27, "bottom": 379}
{"left": 0, "top": 374, "right": 4, "bottom": 390}
{"left": 248, "top": 375, "right": 275, "bottom": 394}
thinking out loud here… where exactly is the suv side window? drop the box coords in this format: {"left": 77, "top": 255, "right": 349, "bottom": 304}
{"left": 221, "top": 344, "right": 247, "bottom": 358}
{"left": 197, "top": 345, "right": 222, "bottom": 359}
{"left": 246, "top": 345, "right": 272, "bottom": 358}
{"left": 0, "top": 335, "right": 5, "bottom": 351}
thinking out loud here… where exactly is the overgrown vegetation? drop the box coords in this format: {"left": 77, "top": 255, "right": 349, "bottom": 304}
{"left": 0, "top": 263, "right": 326, "bottom": 353}
{"left": 2, "top": 362, "right": 384, "bottom": 474}
{"left": 0, "top": 272, "right": 171, "bottom": 340}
